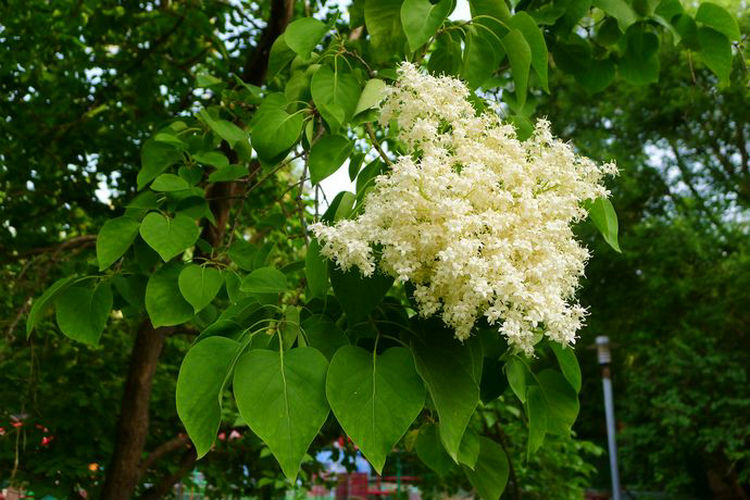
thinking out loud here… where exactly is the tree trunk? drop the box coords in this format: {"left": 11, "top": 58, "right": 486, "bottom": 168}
{"left": 101, "top": 322, "right": 169, "bottom": 500}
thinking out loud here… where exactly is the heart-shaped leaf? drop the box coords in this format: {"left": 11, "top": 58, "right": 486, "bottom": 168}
{"left": 309, "top": 135, "right": 353, "bottom": 184}
{"left": 463, "top": 437, "right": 509, "bottom": 500}
{"left": 145, "top": 263, "right": 194, "bottom": 327}
{"left": 139, "top": 212, "right": 200, "bottom": 262}
{"left": 311, "top": 66, "right": 361, "bottom": 131}
{"left": 415, "top": 423, "right": 454, "bottom": 476}
{"left": 178, "top": 264, "right": 224, "bottom": 313}
{"left": 233, "top": 347, "right": 330, "bottom": 479}
{"left": 285, "top": 18, "right": 328, "bottom": 57}
{"left": 411, "top": 322, "right": 481, "bottom": 461}
{"left": 96, "top": 216, "right": 140, "bottom": 271}
{"left": 137, "top": 139, "right": 183, "bottom": 190}
{"left": 401, "top": 0, "right": 453, "bottom": 52}
{"left": 151, "top": 173, "right": 189, "bottom": 192}
{"left": 326, "top": 345, "right": 425, "bottom": 473}
{"left": 55, "top": 283, "right": 113, "bottom": 345}
{"left": 26, "top": 276, "right": 77, "bottom": 337}
{"left": 330, "top": 266, "right": 393, "bottom": 324}
{"left": 177, "top": 336, "right": 239, "bottom": 458}
{"left": 240, "top": 267, "right": 289, "bottom": 294}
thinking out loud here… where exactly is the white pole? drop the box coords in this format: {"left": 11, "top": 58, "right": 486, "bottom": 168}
{"left": 596, "top": 336, "right": 621, "bottom": 500}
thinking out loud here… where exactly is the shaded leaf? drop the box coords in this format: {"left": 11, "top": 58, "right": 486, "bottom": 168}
{"left": 145, "top": 263, "right": 195, "bottom": 327}
{"left": 55, "top": 283, "right": 112, "bottom": 345}
{"left": 97, "top": 216, "right": 140, "bottom": 271}
{"left": 177, "top": 336, "right": 239, "bottom": 458}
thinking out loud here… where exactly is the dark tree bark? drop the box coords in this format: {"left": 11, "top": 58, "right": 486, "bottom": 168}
{"left": 100, "top": 322, "right": 170, "bottom": 500}
{"left": 99, "top": 2, "right": 296, "bottom": 498}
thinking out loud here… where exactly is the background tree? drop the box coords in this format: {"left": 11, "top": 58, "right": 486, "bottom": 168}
{"left": 537, "top": 10, "right": 750, "bottom": 497}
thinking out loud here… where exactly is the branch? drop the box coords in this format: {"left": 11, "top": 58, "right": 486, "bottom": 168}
{"left": 140, "top": 447, "right": 197, "bottom": 500}
{"left": 139, "top": 434, "right": 190, "bottom": 478}
{"left": 668, "top": 139, "right": 730, "bottom": 238}
{"left": 242, "top": 0, "right": 295, "bottom": 85}
{"left": 366, "top": 123, "right": 392, "bottom": 166}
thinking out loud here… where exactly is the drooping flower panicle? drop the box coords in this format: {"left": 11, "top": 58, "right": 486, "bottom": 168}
{"left": 311, "top": 63, "right": 617, "bottom": 354}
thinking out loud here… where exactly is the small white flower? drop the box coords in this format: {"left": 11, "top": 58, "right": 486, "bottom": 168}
{"left": 312, "top": 63, "right": 617, "bottom": 354}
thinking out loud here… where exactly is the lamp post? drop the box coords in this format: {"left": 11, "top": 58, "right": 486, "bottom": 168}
{"left": 596, "top": 336, "right": 622, "bottom": 500}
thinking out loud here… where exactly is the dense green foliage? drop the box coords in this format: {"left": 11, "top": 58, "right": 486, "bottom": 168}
{"left": 538, "top": 17, "right": 750, "bottom": 495}
{"left": 2, "top": 0, "right": 747, "bottom": 498}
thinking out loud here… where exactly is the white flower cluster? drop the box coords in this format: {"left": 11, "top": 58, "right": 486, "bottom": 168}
{"left": 311, "top": 63, "right": 617, "bottom": 354}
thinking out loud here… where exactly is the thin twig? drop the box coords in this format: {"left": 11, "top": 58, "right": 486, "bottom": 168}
{"left": 366, "top": 123, "right": 391, "bottom": 166}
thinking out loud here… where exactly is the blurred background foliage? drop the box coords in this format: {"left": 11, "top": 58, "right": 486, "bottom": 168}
{"left": 1, "top": 0, "right": 748, "bottom": 498}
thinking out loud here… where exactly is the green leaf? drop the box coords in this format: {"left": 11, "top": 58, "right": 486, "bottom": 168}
{"left": 240, "top": 267, "right": 289, "bottom": 294}
{"left": 177, "top": 336, "right": 239, "bottom": 458}
{"left": 301, "top": 315, "right": 349, "bottom": 360}
{"left": 415, "top": 423, "right": 454, "bottom": 476}
{"left": 268, "top": 33, "right": 296, "bottom": 78}
{"left": 592, "top": 0, "right": 637, "bottom": 31}
{"left": 463, "top": 437, "right": 509, "bottom": 500}
{"left": 27, "top": 276, "right": 78, "bottom": 337}
{"left": 324, "top": 191, "right": 357, "bottom": 222}
{"left": 354, "top": 79, "right": 387, "bottom": 115}
{"left": 311, "top": 65, "right": 361, "bottom": 131}
{"left": 113, "top": 274, "right": 146, "bottom": 309}
{"left": 698, "top": 27, "right": 732, "bottom": 84}
{"left": 282, "top": 306, "right": 301, "bottom": 349}
{"left": 329, "top": 266, "right": 393, "bottom": 324}
{"left": 549, "top": 343, "right": 582, "bottom": 392}
{"left": 198, "top": 109, "right": 247, "bottom": 149}
{"left": 96, "top": 216, "right": 140, "bottom": 271}
{"left": 457, "top": 427, "right": 481, "bottom": 470}
{"left": 139, "top": 212, "right": 201, "bottom": 262}
{"left": 233, "top": 347, "right": 330, "bottom": 479}
{"left": 505, "top": 357, "right": 528, "bottom": 403}
{"left": 228, "top": 239, "right": 258, "bottom": 271}
{"left": 526, "top": 385, "right": 547, "bottom": 456}
{"left": 500, "top": 29, "right": 532, "bottom": 108}
{"left": 137, "top": 139, "right": 183, "bottom": 190}
{"left": 55, "top": 283, "right": 112, "bottom": 345}
{"left": 365, "top": 0, "right": 407, "bottom": 62}
{"left": 178, "top": 264, "right": 224, "bottom": 313}
{"left": 193, "top": 151, "right": 229, "bottom": 169}
{"left": 672, "top": 14, "right": 700, "bottom": 49}
{"left": 537, "top": 369, "right": 580, "bottom": 435}
{"left": 305, "top": 239, "right": 329, "bottom": 299}
{"left": 285, "top": 18, "right": 328, "bottom": 57}
{"left": 585, "top": 197, "right": 621, "bottom": 252}
{"left": 469, "top": 0, "right": 511, "bottom": 23}
{"left": 509, "top": 12, "right": 549, "bottom": 92}
{"left": 208, "top": 164, "right": 249, "bottom": 183}
{"left": 309, "top": 135, "right": 354, "bottom": 184}
{"left": 145, "top": 263, "right": 195, "bottom": 327}
{"left": 619, "top": 28, "right": 660, "bottom": 86}
{"left": 428, "top": 32, "right": 463, "bottom": 77}
{"left": 696, "top": 2, "right": 740, "bottom": 41}
{"left": 411, "top": 323, "right": 481, "bottom": 461}
{"left": 150, "top": 173, "right": 189, "bottom": 192}
{"left": 251, "top": 99, "right": 305, "bottom": 162}
{"left": 461, "top": 25, "right": 502, "bottom": 89}
{"left": 401, "top": 0, "right": 454, "bottom": 52}
{"left": 576, "top": 58, "right": 616, "bottom": 94}
{"left": 326, "top": 345, "right": 425, "bottom": 473}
